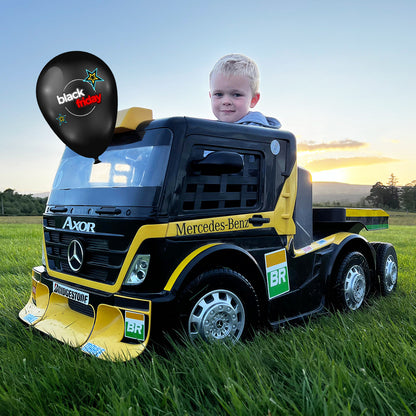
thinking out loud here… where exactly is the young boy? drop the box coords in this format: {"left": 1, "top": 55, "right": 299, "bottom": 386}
{"left": 209, "top": 54, "right": 281, "bottom": 128}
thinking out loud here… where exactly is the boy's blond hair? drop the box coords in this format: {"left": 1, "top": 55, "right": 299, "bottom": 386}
{"left": 209, "top": 54, "right": 260, "bottom": 96}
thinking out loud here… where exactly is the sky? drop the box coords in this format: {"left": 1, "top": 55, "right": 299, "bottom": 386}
{"left": 1, "top": 0, "right": 415, "bottom": 194}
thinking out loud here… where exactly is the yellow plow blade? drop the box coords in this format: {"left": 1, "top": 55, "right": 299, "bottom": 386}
{"left": 81, "top": 304, "right": 150, "bottom": 361}
{"left": 19, "top": 273, "right": 152, "bottom": 361}
{"left": 33, "top": 292, "right": 94, "bottom": 347}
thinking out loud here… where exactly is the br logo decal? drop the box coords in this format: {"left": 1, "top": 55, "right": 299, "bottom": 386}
{"left": 265, "top": 249, "right": 290, "bottom": 299}
{"left": 125, "top": 311, "right": 145, "bottom": 342}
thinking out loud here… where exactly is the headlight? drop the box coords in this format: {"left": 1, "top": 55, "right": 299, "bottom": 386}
{"left": 123, "top": 254, "right": 150, "bottom": 286}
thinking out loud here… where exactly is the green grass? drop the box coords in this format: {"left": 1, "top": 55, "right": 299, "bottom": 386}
{"left": 0, "top": 220, "right": 415, "bottom": 415}
{"left": 0, "top": 216, "right": 43, "bottom": 224}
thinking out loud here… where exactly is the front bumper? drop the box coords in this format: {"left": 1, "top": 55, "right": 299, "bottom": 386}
{"left": 19, "top": 266, "right": 163, "bottom": 361}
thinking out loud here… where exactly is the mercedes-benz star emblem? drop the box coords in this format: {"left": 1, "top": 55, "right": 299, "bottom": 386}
{"left": 67, "top": 239, "right": 84, "bottom": 272}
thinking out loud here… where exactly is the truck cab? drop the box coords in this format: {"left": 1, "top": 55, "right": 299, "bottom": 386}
{"left": 19, "top": 108, "right": 398, "bottom": 360}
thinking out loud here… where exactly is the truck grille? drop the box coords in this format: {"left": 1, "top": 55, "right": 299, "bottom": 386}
{"left": 44, "top": 218, "right": 130, "bottom": 285}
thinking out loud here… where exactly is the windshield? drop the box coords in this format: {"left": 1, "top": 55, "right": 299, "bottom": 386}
{"left": 52, "top": 133, "right": 171, "bottom": 190}
{"left": 48, "top": 128, "right": 172, "bottom": 208}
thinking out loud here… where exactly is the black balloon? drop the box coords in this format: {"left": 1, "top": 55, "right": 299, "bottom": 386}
{"left": 36, "top": 51, "right": 117, "bottom": 161}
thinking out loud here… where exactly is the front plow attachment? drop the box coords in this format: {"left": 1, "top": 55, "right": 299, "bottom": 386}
{"left": 19, "top": 272, "right": 151, "bottom": 361}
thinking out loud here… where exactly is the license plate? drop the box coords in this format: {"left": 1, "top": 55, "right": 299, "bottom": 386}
{"left": 52, "top": 281, "right": 89, "bottom": 305}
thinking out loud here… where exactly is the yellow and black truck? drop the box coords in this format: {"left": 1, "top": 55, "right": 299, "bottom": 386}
{"left": 19, "top": 108, "right": 398, "bottom": 360}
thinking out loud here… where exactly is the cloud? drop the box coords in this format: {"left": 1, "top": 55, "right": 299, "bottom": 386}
{"left": 304, "top": 156, "right": 399, "bottom": 172}
{"left": 298, "top": 139, "right": 366, "bottom": 152}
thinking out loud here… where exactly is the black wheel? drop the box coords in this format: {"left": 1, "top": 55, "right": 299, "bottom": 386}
{"left": 374, "top": 243, "right": 398, "bottom": 296}
{"left": 331, "top": 252, "right": 370, "bottom": 311}
{"left": 177, "top": 268, "right": 260, "bottom": 343}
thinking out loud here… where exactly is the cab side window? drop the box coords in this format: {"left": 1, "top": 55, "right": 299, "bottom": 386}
{"left": 181, "top": 146, "right": 263, "bottom": 213}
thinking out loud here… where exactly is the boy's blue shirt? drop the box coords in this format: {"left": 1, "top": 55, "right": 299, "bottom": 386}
{"left": 235, "top": 111, "right": 281, "bottom": 128}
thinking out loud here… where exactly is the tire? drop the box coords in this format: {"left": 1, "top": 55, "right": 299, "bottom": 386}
{"left": 331, "top": 251, "right": 370, "bottom": 311}
{"left": 374, "top": 243, "right": 398, "bottom": 296}
{"left": 177, "top": 268, "right": 260, "bottom": 343}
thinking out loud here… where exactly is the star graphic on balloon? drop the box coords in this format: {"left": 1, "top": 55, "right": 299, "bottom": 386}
{"left": 56, "top": 113, "right": 67, "bottom": 126}
{"left": 83, "top": 68, "right": 104, "bottom": 91}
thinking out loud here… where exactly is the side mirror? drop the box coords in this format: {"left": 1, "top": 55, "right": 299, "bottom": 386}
{"left": 191, "top": 151, "right": 244, "bottom": 175}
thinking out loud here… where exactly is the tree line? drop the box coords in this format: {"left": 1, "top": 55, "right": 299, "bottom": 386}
{"left": 366, "top": 174, "right": 416, "bottom": 211}
{"left": 0, "top": 189, "right": 47, "bottom": 216}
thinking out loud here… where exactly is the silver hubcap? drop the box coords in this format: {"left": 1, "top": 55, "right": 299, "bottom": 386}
{"left": 384, "top": 255, "right": 398, "bottom": 291}
{"left": 344, "top": 265, "right": 366, "bottom": 310}
{"left": 188, "top": 289, "right": 245, "bottom": 342}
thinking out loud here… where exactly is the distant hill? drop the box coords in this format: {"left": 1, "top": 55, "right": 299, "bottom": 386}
{"left": 31, "top": 192, "right": 49, "bottom": 199}
{"left": 312, "top": 182, "right": 372, "bottom": 204}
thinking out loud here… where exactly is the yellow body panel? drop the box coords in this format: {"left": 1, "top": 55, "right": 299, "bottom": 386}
{"left": 346, "top": 208, "right": 389, "bottom": 218}
{"left": 272, "top": 162, "right": 297, "bottom": 236}
{"left": 114, "top": 107, "right": 153, "bottom": 133}
{"left": 293, "top": 232, "right": 353, "bottom": 258}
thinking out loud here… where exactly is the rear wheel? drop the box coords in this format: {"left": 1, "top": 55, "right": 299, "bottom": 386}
{"left": 331, "top": 252, "right": 370, "bottom": 311}
{"left": 374, "top": 243, "right": 398, "bottom": 296}
{"left": 178, "top": 268, "right": 260, "bottom": 343}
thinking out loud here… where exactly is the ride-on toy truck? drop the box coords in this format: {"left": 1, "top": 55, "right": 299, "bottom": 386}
{"left": 19, "top": 108, "right": 398, "bottom": 360}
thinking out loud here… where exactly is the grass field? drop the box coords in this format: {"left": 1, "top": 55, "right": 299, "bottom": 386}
{"left": 0, "top": 216, "right": 43, "bottom": 224}
{"left": 0, "top": 216, "right": 415, "bottom": 415}
{"left": 387, "top": 211, "right": 416, "bottom": 226}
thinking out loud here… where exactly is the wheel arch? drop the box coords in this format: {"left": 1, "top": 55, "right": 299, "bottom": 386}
{"left": 166, "top": 243, "right": 267, "bottom": 319}
{"left": 326, "top": 234, "right": 376, "bottom": 289}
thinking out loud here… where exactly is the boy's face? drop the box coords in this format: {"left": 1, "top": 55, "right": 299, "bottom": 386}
{"left": 210, "top": 73, "right": 260, "bottom": 122}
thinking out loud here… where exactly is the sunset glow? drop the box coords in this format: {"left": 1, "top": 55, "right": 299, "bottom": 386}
{"left": 311, "top": 169, "right": 349, "bottom": 183}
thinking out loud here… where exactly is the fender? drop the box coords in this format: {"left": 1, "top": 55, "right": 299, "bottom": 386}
{"left": 323, "top": 233, "right": 376, "bottom": 284}
{"left": 164, "top": 243, "right": 265, "bottom": 295}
